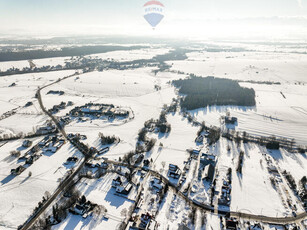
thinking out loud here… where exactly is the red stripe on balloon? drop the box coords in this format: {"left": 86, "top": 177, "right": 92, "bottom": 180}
{"left": 144, "top": 1, "right": 164, "bottom": 7}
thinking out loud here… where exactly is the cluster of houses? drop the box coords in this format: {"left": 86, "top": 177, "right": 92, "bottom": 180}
{"left": 11, "top": 135, "right": 65, "bottom": 176}
{"left": 48, "top": 101, "right": 73, "bottom": 114}
{"left": 69, "top": 103, "right": 129, "bottom": 120}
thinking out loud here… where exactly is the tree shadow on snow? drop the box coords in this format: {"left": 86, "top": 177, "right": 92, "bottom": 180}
{"left": 267, "top": 149, "right": 283, "bottom": 161}
{"left": 1, "top": 174, "right": 16, "bottom": 185}
{"left": 64, "top": 215, "right": 82, "bottom": 230}
{"left": 2, "top": 155, "right": 17, "bottom": 163}
{"left": 104, "top": 189, "right": 126, "bottom": 208}
{"left": 190, "top": 105, "right": 256, "bottom": 117}
{"left": 158, "top": 132, "right": 170, "bottom": 139}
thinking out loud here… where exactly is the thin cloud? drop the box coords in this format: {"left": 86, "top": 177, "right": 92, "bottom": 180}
{"left": 297, "top": 0, "right": 303, "bottom": 8}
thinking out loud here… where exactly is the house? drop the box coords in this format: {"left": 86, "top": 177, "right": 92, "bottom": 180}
{"left": 178, "top": 225, "right": 190, "bottom": 230}
{"left": 133, "top": 153, "right": 144, "bottom": 164}
{"left": 146, "top": 219, "right": 157, "bottom": 230}
{"left": 67, "top": 101, "right": 74, "bottom": 106}
{"left": 218, "top": 183, "right": 231, "bottom": 206}
{"left": 169, "top": 164, "right": 178, "bottom": 172}
{"left": 200, "top": 153, "right": 216, "bottom": 166}
{"left": 192, "top": 148, "right": 201, "bottom": 155}
{"left": 143, "top": 159, "right": 150, "bottom": 167}
{"left": 22, "top": 140, "right": 32, "bottom": 148}
{"left": 168, "top": 169, "right": 181, "bottom": 179}
{"left": 64, "top": 157, "right": 78, "bottom": 165}
{"left": 36, "top": 125, "right": 56, "bottom": 135}
{"left": 168, "top": 164, "right": 181, "bottom": 179}
{"left": 226, "top": 219, "right": 238, "bottom": 230}
{"left": 24, "top": 101, "right": 33, "bottom": 107}
{"left": 112, "top": 176, "right": 123, "bottom": 187}
{"left": 70, "top": 202, "right": 91, "bottom": 217}
{"left": 25, "top": 154, "right": 40, "bottom": 164}
{"left": 73, "top": 204, "right": 87, "bottom": 215}
{"left": 101, "top": 162, "right": 108, "bottom": 169}
{"left": 267, "top": 165, "right": 278, "bottom": 174}
{"left": 38, "top": 136, "right": 50, "bottom": 147}
{"left": 85, "top": 160, "right": 100, "bottom": 168}
{"left": 89, "top": 147, "right": 98, "bottom": 155}
{"left": 151, "top": 178, "right": 163, "bottom": 191}
{"left": 116, "top": 182, "right": 132, "bottom": 195}
{"left": 70, "top": 196, "right": 93, "bottom": 218}
{"left": 139, "top": 213, "right": 153, "bottom": 229}
{"left": 11, "top": 165, "right": 26, "bottom": 175}
{"left": 202, "top": 164, "right": 215, "bottom": 182}
{"left": 45, "top": 143, "right": 58, "bottom": 153}
{"left": 98, "top": 147, "right": 109, "bottom": 155}
{"left": 225, "top": 116, "right": 238, "bottom": 124}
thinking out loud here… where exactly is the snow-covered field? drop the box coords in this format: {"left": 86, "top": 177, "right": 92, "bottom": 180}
{"left": 190, "top": 82, "right": 307, "bottom": 145}
{"left": 86, "top": 47, "right": 170, "bottom": 62}
{"left": 168, "top": 49, "right": 307, "bottom": 146}
{"left": 149, "top": 113, "right": 199, "bottom": 176}
{"left": 0, "top": 70, "right": 75, "bottom": 114}
{"left": 171, "top": 51, "right": 307, "bottom": 83}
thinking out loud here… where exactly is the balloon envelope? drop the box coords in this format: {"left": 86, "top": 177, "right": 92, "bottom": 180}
{"left": 143, "top": 1, "right": 164, "bottom": 28}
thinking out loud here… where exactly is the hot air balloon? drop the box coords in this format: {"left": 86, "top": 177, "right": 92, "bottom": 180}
{"left": 143, "top": 0, "right": 164, "bottom": 29}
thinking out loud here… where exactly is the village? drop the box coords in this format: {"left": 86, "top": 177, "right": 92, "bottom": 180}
{"left": 1, "top": 96, "right": 304, "bottom": 230}
{"left": 0, "top": 39, "right": 306, "bottom": 230}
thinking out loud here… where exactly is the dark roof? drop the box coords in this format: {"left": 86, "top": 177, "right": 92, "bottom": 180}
{"left": 178, "top": 224, "right": 190, "bottom": 230}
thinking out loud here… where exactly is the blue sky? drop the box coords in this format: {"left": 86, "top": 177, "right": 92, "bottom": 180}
{"left": 0, "top": 0, "right": 306, "bottom": 38}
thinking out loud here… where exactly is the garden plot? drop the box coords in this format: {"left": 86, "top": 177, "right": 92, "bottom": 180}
{"left": 0, "top": 141, "right": 83, "bottom": 229}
